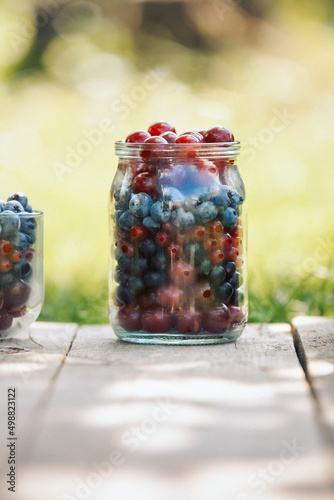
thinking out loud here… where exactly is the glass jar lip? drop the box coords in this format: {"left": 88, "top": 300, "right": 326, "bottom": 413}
{"left": 115, "top": 140, "right": 240, "bottom": 159}
{"left": 20, "top": 211, "right": 43, "bottom": 217}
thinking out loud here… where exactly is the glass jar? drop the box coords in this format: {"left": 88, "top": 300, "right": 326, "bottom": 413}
{"left": 109, "top": 142, "right": 247, "bottom": 344}
{"left": 0, "top": 211, "right": 44, "bottom": 335}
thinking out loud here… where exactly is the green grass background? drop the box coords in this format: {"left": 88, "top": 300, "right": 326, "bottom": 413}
{"left": 0, "top": 0, "right": 333, "bottom": 324}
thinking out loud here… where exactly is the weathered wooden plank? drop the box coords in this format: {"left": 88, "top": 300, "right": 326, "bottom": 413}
{"left": 291, "top": 315, "right": 334, "bottom": 431}
{"left": 0, "top": 322, "right": 78, "bottom": 499}
{"left": 15, "top": 323, "right": 334, "bottom": 500}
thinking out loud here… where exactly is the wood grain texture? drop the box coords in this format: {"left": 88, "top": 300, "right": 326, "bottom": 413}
{"left": 13, "top": 322, "right": 334, "bottom": 500}
{"left": 0, "top": 322, "right": 78, "bottom": 499}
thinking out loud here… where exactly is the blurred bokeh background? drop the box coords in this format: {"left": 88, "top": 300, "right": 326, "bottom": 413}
{"left": 0, "top": 0, "right": 333, "bottom": 323}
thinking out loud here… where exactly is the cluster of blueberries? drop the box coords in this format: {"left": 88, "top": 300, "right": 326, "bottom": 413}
{"left": 0, "top": 192, "right": 37, "bottom": 331}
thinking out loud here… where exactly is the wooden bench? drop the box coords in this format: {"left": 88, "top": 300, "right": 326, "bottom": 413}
{"left": 0, "top": 317, "right": 333, "bottom": 500}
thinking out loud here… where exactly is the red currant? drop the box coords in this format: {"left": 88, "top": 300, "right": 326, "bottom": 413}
{"left": 208, "top": 220, "right": 223, "bottom": 235}
{"left": 204, "top": 126, "right": 234, "bottom": 143}
{"left": 194, "top": 281, "right": 214, "bottom": 309}
{"left": 169, "top": 260, "right": 195, "bottom": 286}
{"left": 203, "top": 306, "right": 231, "bottom": 333}
{"left": 224, "top": 247, "right": 239, "bottom": 262}
{"left": 148, "top": 121, "right": 176, "bottom": 136}
{"left": 142, "top": 308, "right": 173, "bottom": 333}
{"left": 175, "top": 310, "right": 202, "bottom": 334}
{"left": 168, "top": 243, "right": 183, "bottom": 260}
{"left": 0, "top": 240, "right": 12, "bottom": 256}
{"left": 132, "top": 172, "right": 157, "bottom": 199}
{"left": 117, "top": 305, "right": 142, "bottom": 331}
{"left": 121, "top": 243, "right": 135, "bottom": 257}
{"left": 130, "top": 224, "right": 148, "bottom": 242}
{"left": 191, "top": 225, "right": 206, "bottom": 241}
{"left": 209, "top": 249, "right": 224, "bottom": 264}
{"left": 0, "top": 259, "right": 12, "bottom": 273}
{"left": 155, "top": 231, "right": 170, "bottom": 247}
{"left": 203, "top": 237, "right": 218, "bottom": 251}
{"left": 24, "top": 249, "right": 34, "bottom": 261}
{"left": 10, "top": 250, "right": 22, "bottom": 263}
{"left": 126, "top": 130, "right": 151, "bottom": 143}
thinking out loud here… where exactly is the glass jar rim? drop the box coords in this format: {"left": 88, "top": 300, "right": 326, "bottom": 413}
{"left": 115, "top": 140, "right": 240, "bottom": 160}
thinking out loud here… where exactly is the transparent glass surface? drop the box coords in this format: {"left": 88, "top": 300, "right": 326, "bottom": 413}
{"left": 109, "top": 143, "right": 247, "bottom": 344}
{"left": 0, "top": 211, "right": 44, "bottom": 335}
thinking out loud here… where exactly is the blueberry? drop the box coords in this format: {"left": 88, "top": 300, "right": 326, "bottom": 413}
{"left": 139, "top": 238, "right": 156, "bottom": 257}
{"left": 211, "top": 185, "right": 231, "bottom": 209}
{"left": 114, "top": 186, "right": 131, "bottom": 210}
{"left": 198, "top": 258, "right": 212, "bottom": 276}
{"left": 216, "top": 282, "right": 234, "bottom": 303}
{"left": 115, "top": 267, "right": 130, "bottom": 286}
{"left": 229, "top": 290, "right": 239, "bottom": 306}
{"left": 0, "top": 211, "right": 21, "bottom": 236}
{"left": 19, "top": 213, "right": 36, "bottom": 234}
{"left": 209, "top": 266, "right": 227, "bottom": 287}
{"left": 25, "top": 204, "right": 33, "bottom": 213}
{"left": 221, "top": 207, "right": 238, "bottom": 229}
{"left": 4, "top": 200, "right": 25, "bottom": 213}
{"left": 0, "top": 272, "right": 16, "bottom": 289}
{"left": 229, "top": 272, "right": 242, "bottom": 289}
{"left": 151, "top": 251, "right": 168, "bottom": 271}
{"left": 144, "top": 271, "right": 168, "bottom": 288}
{"left": 150, "top": 201, "right": 171, "bottom": 223}
{"left": 193, "top": 202, "right": 218, "bottom": 224}
{"left": 162, "top": 187, "right": 184, "bottom": 207}
{"left": 116, "top": 285, "right": 132, "bottom": 304}
{"left": 7, "top": 192, "right": 28, "bottom": 209}
{"left": 171, "top": 208, "right": 195, "bottom": 230}
{"left": 223, "top": 260, "right": 236, "bottom": 277}
{"left": 131, "top": 257, "right": 148, "bottom": 275}
{"left": 129, "top": 193, "right": 153, "bottom": 217}
{"left": 142, "top": 216, "right": 160, "bottom": 232}
{"left": 116, "top": 251, "right": 132, "bottom": 271}
{"left": 229, "top": 190, "right": 244, "bottom": 209}
{"left": 15, "top": 232, "right": 35, "bottom": 249}
{"left": 20, "top": 260, "right": 32, "bottom": 280}
{"left": 118, "top": 209, "right": 140, "bottom": 232}
{"left": 128, "top": 277, "right": 145, "bottom": 296}
{"left": 0, "top": 200, "right": 6, "bottom": 212}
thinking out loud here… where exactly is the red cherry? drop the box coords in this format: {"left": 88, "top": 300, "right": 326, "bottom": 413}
{"left": 175, "top": 310, "right": 202, "bottom": 334}
{"left": 174, "top": 134, "right": 200, "bottom": 144}
{"left": 155, "top": 231, "right": 170, "bottom": 247}
{"left": 10, "top": 250, "right": 22, "bottom": 263}
{"left": 168, "top": 243, "right": 183, "bottom": 260}
{"left": 10, "top": 306, "right": 26, "bottom": 318}
{"left": 0, "top": 258, "right": 12, "bottom": 273}
{"left": 132, "top": 172, "right": 157, "bottom": 199}
{"left": 130, "top": 224, "right": 148, "bottom": 242}
{"left": 203, "top": 306, "right": 231, "bottom": 333}
{"left": 148, "top": 121, "right": 176, "bottom": 136}
{"left": 197, "top": 129, "right": 207, "bottom": 140}
{"left": 142, "top": 308, "right": 173, "bottom": 333}
{"left": 169, "top": 260, "right": 195, "bottom": 286}
{"left": 138, "top": 291, "right": 158, "bottom": 310}
{"left": 228, "top": 306, "right": 245, "bottom": 327}
{"left": 203, "top": 237, "right": 218, "bottom": 251}
{"left": 198, "top": 158, "right": 219, "bottom": 176}
{"left": 224, "top": 247, "right": 239, "bottom": 262}
{"left": 117, "top": 305, "right": 142, "bottom": 332}
{"left": 222, "top": 233, "right": 233, "bottom": 248}
{"left": 232, "top": 237, "right": 242, "bottom": 247}
{"left": 180, "top": 130, "right": 203, "bottom": 141}
{"left": 194, "top": 281, "right": 214, "bottom": 309}
{"left": 0, "top": 310, "right": 13, "bottom": 331}
{"left": 141, "top": 136, "right": 168, "bottom": 160}
{"left": 3, "top": 281, "right": 31, "bottom": 311}
{"left": 0, "top": 240, "right": 12, "bottom": 256}
{"left": 209, "top": 249, "right": 224, "bottom": 264}
{"left": 156, "top": 285, "right": 186, "bottom": 310}
{"left": 160, "top": 131, "right": 178, "bottom": 143}
{"left": 174, "top": 232, "right": 187, "bottom": 245}
{"left": 161, "top": 221, "right": 174, "bottom": 234}
{"left": 126, "top": 130, "right": 151, "bottom": 143}
{"left": 121, "top": 243, "right": 135, "bottom": 257}
{"left": 204, "top": 126, "right": 234, "bottom": 143}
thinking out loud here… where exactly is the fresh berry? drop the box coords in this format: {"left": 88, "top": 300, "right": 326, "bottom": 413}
{"left": 148, "top": 121, "right": 176, "bottom": 136}
{"left": 209, "top": 266, "right": 226, "bottom": 287}
{"left": 180, "top": 130, "right": 203, "bottom": 141}
{"left": 4, "top": 201, "right": 25, "bottom": 213}
{"left": 150, "top": 201, "right": 171, "bottom": 223}
{"left": 142, "top": 216, "right": 160, "bottom": 232}
{"left": 138, "top": 238, "right": 156, "bottom": 257}
{"left": 221, "top": 207, "right": 238, "bottom": 229}
{"left": 203, "top": 237, "right": 218, "bottom": 251}
{"left": 209, "top": 249, "right": 224, "bottom": 264}
{"left": 228, "top": 305, "right": 244, "bottom": 326}
{"left": 155, "top": 231, "right": 170, "bottom": 247}
{"left": 203, "top": 305, "right": 231, "bottom": 333}
{"left": 215, "top": 282, "right": 234, "bottom": 303}
{"left": 171, "top": 208, "right": 195, "bottom": 230}
{"left": 0, "top": 240, "right": 12, "bottom": 256}
{"left": 120, "top": 243, "right": 135, "bottom": 258}
{"left": 141, "top": 136, "right": 168, "bottom": 160}
{"left": 130, "top": 224, "right": 148, "bottom": 241}
{"left": 160, "top": 131, "right": 178, "bottom": 143}
{"left": 191, "top": 225, "right": 206, "bottom": 240}
{"left": 128, "top": 276, "right": 145, "bottom": 297}
{"left": 175, "top": 310, "right": 202, "bottom": 334}
{"left": 118, "top": 210, "right": 140, "bottom": 232}
{"left": 194, "top": 281, "right": 214, "bottom": 309}
{"left": 132, "top": 172, "right": 157, "bottom": 199}
{"left": 223, "top": 260, "right": 236, "bottom": 276}
{"left": 129, "top": 192, "right": 153, "bottom": 218}
{"left": 208, "top": 220, "right": 223, "bottom": 235}
{"left": 0, "top": 310, "right": 13, "bottom": 331}
{"left": 3, "top": 280, "right": 31, "bottom": 310}
{"left": 116, "top": 285, "right": 132, "bottom": 305}
{"left": 168, "top": 243, "right": 183, "bottom": 260}
{"left": 141, "top": 308, "right": 174, "bottom": 333}
{"left": 229, "top": 271, "right": 242, "bottom": 289}
{"left": 0, "top": 259, "right": 12, "bottom": 273}
{"left": 193, "top": 202, "right": 218, "bottom": 224}
{"left": 0, "top": 212, "right": 21, "bottom": 237}
{"left": 174, "top": 134, "right": 200, "bottom": 144}
{"left": 156, "top": 285, "right": 186, "bottom": 310}
{"left": 117, "top": 305, "right": 142, "bottom": 331}
{"left": 144, "top": 271, "right": 168, "bottom": 288}
{"left": 7, "top": 192, "right": 28, "bottom": 209}
{"left": 169, "top": 260, "right": 195, "bottom": 286}
{"left": 204, "top": 126, "right": 234, "bottom": 143}
{"left": 126, "top": 130, "right": 150, "bottom": 143}
{"left": 224, "top": 247, "right": 239, "bottom": 262}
